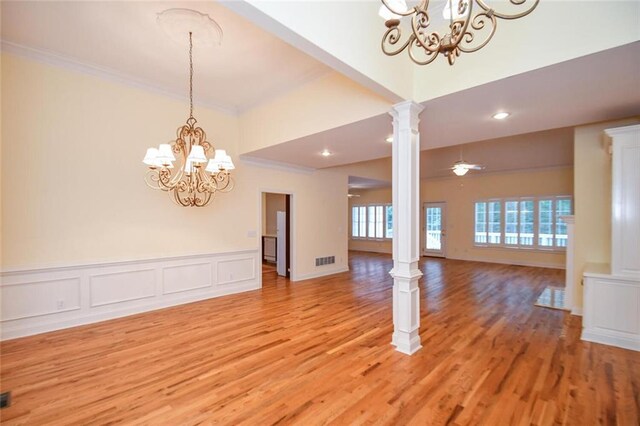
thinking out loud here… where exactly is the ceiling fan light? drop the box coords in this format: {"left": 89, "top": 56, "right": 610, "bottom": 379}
{"left": 492, "top": 112, "right": 510, "bottom": 120}
{"left": 453, "top": 164, "right": 469, "bottom": 176}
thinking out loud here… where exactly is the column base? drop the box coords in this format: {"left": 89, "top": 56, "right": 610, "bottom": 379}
{"left": 392, "top": 330, "right": 422, "bottom": 355}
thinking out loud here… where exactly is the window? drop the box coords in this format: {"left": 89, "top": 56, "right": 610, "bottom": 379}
{"left": 474, "top": 202, "right": 487, "bottom": 243}
{"left": 487, "top": 201, "right": 501, "bottom": 244}
{"left": 351, "top": 204, "right": 393, "bottom": 239}
{"left": 368, "top": 205, "right": 384, "bottom": 239}
{"left": 474, "top": 196, "right": 572, "bottom": 250}
{"left": 351, "top": 206, "right": 366, "bottom": 238}
{"left": 385, "top": 205, "right": 393, "bottom": 238}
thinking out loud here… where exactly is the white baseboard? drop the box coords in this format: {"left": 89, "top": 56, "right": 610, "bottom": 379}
{"left": 448, "top": 254, "right": 565, "bottom": 270}
{"left": 293, "top": 266, "right": 349, "bottom": 282}
{"left": 582, "top": 330, "right": 640, "bottom": 352}
{"left": 1, "top": 249, "right": 260, "bottom": 340}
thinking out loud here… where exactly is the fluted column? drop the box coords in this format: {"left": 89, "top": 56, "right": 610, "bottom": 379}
{"left": 390, "top": 101, "right": 424, "bottom": 355}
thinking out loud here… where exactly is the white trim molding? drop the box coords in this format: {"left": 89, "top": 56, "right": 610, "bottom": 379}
{"left": 1, "top": 41, "right": 238, "bottom": 116}
{"left": 241, "top": 155, "right": 316, "bottom": 175}
{"left": 293, "top": 266, "right": 350, "bottom": 282}
{"left": 0, "top": 249, "right": 261, "bottom": 340}
{"left": 582, "top": 263, "right": 640, "bottom": 352}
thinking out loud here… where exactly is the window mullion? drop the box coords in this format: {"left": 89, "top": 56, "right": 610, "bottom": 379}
{"left": 533, "top": 197, "right": 539, "bottom": 249}
{"left": 552, "top": 198, "right": 557, "bottom": 247}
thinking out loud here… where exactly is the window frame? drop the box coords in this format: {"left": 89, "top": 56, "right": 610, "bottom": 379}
{"left": 473, "top": 195, "right": 572, "bottom": 252}
{"left": 350, "top": 203, "right": 393, "bottom": 241}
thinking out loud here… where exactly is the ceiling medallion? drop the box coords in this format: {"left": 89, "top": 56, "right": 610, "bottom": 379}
{"left": 380, "top": 0, "right": 539, "bottom": 66}
{"left": 143, "top": 9, "right": 233, "bottom": 207}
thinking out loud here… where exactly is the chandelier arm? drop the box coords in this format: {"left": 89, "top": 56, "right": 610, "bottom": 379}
{"left": 145, "top": 170, "right": 167, "bottom": 191}
{"left": 218, "top": 171, "right": 235, "bottom": 192}
{"left": 408, "top": 38, "right": 440, "bottom": 65}
{"left": 449, "top": 0, "right": 473, "bottom": 46}
{"left": 218, "top": 176, "right": 235, "bottom": 193}
{"left": 411, "top": 18, "right": 441, "bottom": 54}
{"left": 381, "top": 27, "right": 416, "bottom": 56}
{"left": 457, "top": 11, "right": 497, "bottom": 53}
{"left": 475, "top": 0, "right": 539, "bottom": 20}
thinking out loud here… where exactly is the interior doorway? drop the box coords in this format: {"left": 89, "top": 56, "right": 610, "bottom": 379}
{"left": 423, "top": 202, "right": 447, "bottom": 258}
{"left": 261, "top": 192, "right": 291, "bottom": 278}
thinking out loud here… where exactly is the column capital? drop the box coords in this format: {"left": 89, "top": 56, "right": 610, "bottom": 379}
{"left": 389, "top": 101, "right": 424, "bottom": 130}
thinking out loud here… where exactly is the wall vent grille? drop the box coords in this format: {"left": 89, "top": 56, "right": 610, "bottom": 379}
{"left": 315, "top": 256, "right": 335, "bottom": 267}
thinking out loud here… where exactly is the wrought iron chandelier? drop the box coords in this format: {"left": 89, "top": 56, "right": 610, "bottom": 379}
{"left": 380, "top": 0, "right": 539, "bottom": 66}
{"left": 142, "top": 31, "right": 234, "bottom": 207}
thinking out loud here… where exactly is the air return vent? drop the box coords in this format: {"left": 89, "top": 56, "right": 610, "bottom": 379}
{"left": 315, "top": 256, "right": 335, "bottom": 267}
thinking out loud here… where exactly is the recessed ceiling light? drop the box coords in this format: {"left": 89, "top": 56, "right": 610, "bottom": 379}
{"left": 321, "top": 149, "right": 332, "bottom": 157}
{"left": 492, "top": 112, "right": 510, "bottom": 120}
{"left": 386, "top": 136, "right": 393, "bottom": 143}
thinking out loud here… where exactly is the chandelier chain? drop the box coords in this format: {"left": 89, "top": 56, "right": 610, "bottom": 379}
{"left": 189, "top": 31, "right": 193, "bottom": 119}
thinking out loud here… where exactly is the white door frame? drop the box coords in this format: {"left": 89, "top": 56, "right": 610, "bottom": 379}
{"left": 258, "top": 189, "right": 296, "bottom": 285}
{"left": 422, "top": 202, "right": 447, "bottom": 258}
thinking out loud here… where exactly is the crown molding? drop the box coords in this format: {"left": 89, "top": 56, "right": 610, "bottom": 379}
{"left": 0, "top": 40, "right": 239, "bottom": 116}
{"left": 239, "top": 155, "right": 316, "bottom": 175}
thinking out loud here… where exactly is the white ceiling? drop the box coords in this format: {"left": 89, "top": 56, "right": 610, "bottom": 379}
{"left": 1, "top": 1, "right": 330, "bottom": 114}
{"left": 245, "top": 41, "right": 640, "bottom": 169}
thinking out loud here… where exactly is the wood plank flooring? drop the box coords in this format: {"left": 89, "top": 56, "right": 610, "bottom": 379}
{"left": 1, "top": 252, "right": 638, "bottom": 425}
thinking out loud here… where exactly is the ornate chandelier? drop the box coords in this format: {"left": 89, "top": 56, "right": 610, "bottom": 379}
{"left": 142, "top": 31, "right": 234, "bottom": 207}
{"left": 380, "top": 0, "right": 539, "bottom": 66}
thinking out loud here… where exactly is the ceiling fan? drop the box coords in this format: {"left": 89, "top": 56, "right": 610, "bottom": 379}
{"left": 450, "top": 150, "right": 485, "bottom": 176}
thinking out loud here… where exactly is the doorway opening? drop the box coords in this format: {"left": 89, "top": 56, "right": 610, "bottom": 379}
{"left": 423, "top": 202, "right": 447, "bottom": 258}
{"left": 261, "top": 192, "right": 291, "bottom": 278}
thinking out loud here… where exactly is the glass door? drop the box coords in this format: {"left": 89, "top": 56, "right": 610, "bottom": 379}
{"left": 424, "top": 202, "right": 446, "bottom": 257}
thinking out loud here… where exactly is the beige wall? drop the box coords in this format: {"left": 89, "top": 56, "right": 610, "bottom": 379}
{"left": 349, "top": 167, "right": 574, "bottom": 268}
{"left": 264, "top": 193, "right": 286, "bottom": 236}
{"left": 239, "top": 72, "right": 390, "bottom": 155}
{"left": 573, "top": 117, "right": 640, "bottom": 308}
{"left": 1, "top": 53, "right": 348, "bottom": 280}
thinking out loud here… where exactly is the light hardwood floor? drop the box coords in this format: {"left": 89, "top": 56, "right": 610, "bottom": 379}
{"left": 1, "top": 252, "right": 638, "bottom": 425}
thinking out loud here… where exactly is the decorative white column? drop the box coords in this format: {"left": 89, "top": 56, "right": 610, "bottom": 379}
{"left": 390, "top": 101, "right": 424, "bottom": 355}
{"left": 560, "top": 215, "right": 575, "bottom": 313}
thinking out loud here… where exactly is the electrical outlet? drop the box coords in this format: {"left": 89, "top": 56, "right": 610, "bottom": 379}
{"left": 56, "top": 300, "right": 64, "bottom": 310}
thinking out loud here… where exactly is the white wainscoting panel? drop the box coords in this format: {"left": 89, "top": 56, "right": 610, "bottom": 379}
{"left": 90, "top": 269, "right": 156, "bottom": 307}
{"left": 582, "top": 263, "right": 640, "bottom": 351}
{"left": 217, "top": 256, "right": 255, "bottom": 285}
{"left": 1, "top": 277, "right": 81, "bottom": 321}
{"left": 0, "top": 249, "right": 260, "bottom": 340}
{"left": 163, "top": 262, "right": 212, "bottom": 295}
